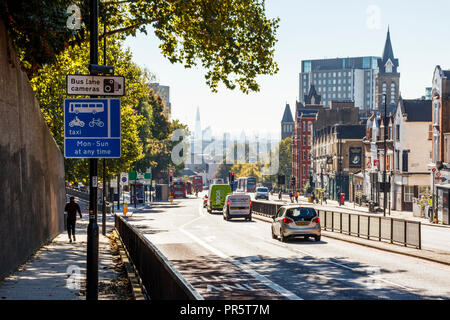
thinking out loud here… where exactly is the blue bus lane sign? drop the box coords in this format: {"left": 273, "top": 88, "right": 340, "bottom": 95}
{"left": 64, "top": 98, "right": 121, "bottom": 158}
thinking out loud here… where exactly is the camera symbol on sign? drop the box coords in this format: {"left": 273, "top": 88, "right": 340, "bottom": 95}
{"left": 103, "top": 79, "right": 122, "bottom": 93}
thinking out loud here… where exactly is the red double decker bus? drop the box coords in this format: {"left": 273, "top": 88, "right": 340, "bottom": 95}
{"left": 171, "top": 181, "right": 186, "bottom": 198}
{"left": 192, "top": 176, "right": 203, "bottom": 192}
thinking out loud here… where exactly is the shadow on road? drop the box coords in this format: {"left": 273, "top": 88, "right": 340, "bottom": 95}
{"left": 167, "top": 253, "right": 450, "bottom": 300}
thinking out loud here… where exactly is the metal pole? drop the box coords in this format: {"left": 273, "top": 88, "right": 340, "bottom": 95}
{"left": 102, "top": 159, "right": 106, "bottom": 236}
{"left": 431, "top": 170, "right": 435, "bottom": 223}
{"left": 383, "top": 94, "right": 387, "bottom": 217}
{"left": 86, "top": 0, "right": 99, "bottom": 301}
{"left": 117, "top": 174, "right": 120, "bottom": 210}
{"left": 134, "top": 166, "right": 137, "bottom": 208}
{"left": 388, "top": 174, "right": 391, "bottom": 215}
{"left": 102, "top": 22, "right": 107, "bottom": 234}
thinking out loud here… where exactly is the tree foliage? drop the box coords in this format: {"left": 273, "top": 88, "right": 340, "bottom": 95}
{"left": 278, "top": 137, "right": 292, "bottom": 180}
{"left": 1, "top": 0, "right": 279, "bottom": 92}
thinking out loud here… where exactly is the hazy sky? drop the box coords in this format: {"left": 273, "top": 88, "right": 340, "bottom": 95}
{"left": 124, "top": 0, "right": 450, "bottom": 137}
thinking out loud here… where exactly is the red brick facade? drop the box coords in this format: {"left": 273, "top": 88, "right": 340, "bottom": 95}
{"left": 292, "top": 104, "right": 321, "bottom": 190}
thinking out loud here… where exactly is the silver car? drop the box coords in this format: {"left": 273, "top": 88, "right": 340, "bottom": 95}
{"left": 255, "top": 187, "right": 269, "bottom": 200}
{"left": 271, "top": 205, "right": 321, "bottom": 242}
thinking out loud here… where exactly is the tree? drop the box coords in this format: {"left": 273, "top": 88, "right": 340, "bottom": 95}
{"left": 1, "top": 0, "right": 279, "bottom": 92}
{"left": 278, "top": 137, "right": 292, "bottom": 180}
{"left": 232, "top": 163, "right": 262, "bottom": 182}
{"left": 214, "top": 161, "right": 233, "bottom": 181}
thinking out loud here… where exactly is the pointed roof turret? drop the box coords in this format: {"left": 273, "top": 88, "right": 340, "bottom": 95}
{"left": 304, "top": 85, "right": 322, "bottom": 105}
{"left": 281, "top": 103, "right": 294, "bottom": 123}
{"left": 378, "top": 27, "right": 399, "bottom": 73}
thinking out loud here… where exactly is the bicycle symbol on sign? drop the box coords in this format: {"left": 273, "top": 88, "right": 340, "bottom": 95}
{"left": 89, "top": 118, "right": 104, "bottom": 128}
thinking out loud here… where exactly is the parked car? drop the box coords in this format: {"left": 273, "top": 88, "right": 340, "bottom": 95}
{"left": 271, "top": 205, "right": 321, "bottom": 242}
{"left": 255, "top": 187, "right": 269, "bottom": 200}
{"left": 223, "top": 194, "right": 252, "bottom": 221}
{"left": 207, "top": 184, "right": 232, "bottom": 213}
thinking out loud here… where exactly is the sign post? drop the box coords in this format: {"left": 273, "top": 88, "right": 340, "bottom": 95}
{"left": 87, "top": 0, "right": 99, "bottom": 301}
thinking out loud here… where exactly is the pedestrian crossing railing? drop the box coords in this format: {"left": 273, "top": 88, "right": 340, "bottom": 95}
{"left": 251, "top": 201, "right": 421, "bottom": 249}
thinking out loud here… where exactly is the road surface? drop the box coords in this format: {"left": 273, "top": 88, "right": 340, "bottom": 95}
{"left": 124, "top": 195, "right": 450, "bottom": 300}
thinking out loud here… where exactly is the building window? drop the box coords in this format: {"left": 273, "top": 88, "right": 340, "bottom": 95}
{"left": 402, "top": 151, "right": 409, "bottom": 172}
{"left": 404, "top": 186, "right": 414, "bottom": 203}
{"left": 395, "top": 150, "right": 400, "bottom": 171}
{"left": 390, "top": 83, "right": 396, "bottom": 104}
{"left": 396, "top": 124, "right": 400, "bottom": 141}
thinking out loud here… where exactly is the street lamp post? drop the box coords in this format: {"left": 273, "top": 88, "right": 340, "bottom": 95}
{"left": 376, "top": 93, "right": 388, "bottom": 217}
{"left": 382, "top": 93, "right": 387, "bottom": 217}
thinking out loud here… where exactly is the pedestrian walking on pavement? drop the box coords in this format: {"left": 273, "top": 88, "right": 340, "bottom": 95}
{"left": 278, "top": 190, "right": 282, "bottom": 200}
{"left": 64, "top": 196, "right": 82, "bottom": 243}
{"left": 323, "top": 191, "right": 328, "bottom": 204}
{"left": 295, "top": 191, "right": 299, "bottom": 203}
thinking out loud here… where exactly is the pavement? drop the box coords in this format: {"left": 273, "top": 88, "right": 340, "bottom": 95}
{"left": 0, "top": 197, "right": 137, "bottom": 300}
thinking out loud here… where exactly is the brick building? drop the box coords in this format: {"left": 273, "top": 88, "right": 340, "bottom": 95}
{"left": 312, "top": 124, "right": 365, "bottom": 201}
{"left": 292, "top": 86, "right": 323, "bottom": 190}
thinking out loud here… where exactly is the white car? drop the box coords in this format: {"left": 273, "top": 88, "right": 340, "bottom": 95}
{"left": 223, "top": 194, "right": 252, "bottom": 221}
{"left": 255, "top": 187, "right": 269, "bottom": 200}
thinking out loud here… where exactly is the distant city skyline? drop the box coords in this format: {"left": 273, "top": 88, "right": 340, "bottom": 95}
{"left": 124, "top": 0, "right": 450, "bottom": 134}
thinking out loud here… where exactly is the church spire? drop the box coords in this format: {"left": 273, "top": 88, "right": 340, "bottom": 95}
{"left": 378, "top": 26, "right": 399, "bottom": 74}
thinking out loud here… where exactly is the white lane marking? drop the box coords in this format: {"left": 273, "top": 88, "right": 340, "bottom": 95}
{"left": 179, "top": 218, "right": 302, "bottom": 300}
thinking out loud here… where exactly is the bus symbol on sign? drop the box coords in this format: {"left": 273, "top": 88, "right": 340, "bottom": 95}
{"left": 436, "top": 171, "right": 442, "bottom": 178}
{"left": 69, "top": 102, "right": 104, "bottom": 114}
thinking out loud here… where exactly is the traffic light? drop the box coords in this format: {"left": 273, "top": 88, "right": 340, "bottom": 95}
{"left": 169, "top": 173, "right": 173, "bottom": 184}
{"left": 278, "top": 175, "right": 285, "bottom": 185}
{"left": 228, "top": 172, "right": 235, "bottom": 184}
{"left": 291, "top": 176, "right": 296, "bottom": 187}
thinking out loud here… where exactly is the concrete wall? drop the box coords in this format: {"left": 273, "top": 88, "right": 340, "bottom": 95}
{"left": 0, "top": 21, "right": 65, "bottom": 279}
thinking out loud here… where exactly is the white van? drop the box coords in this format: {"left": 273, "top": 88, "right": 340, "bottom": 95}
{"left": 223, "top": 194, "right": 252, "bottom": 221}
